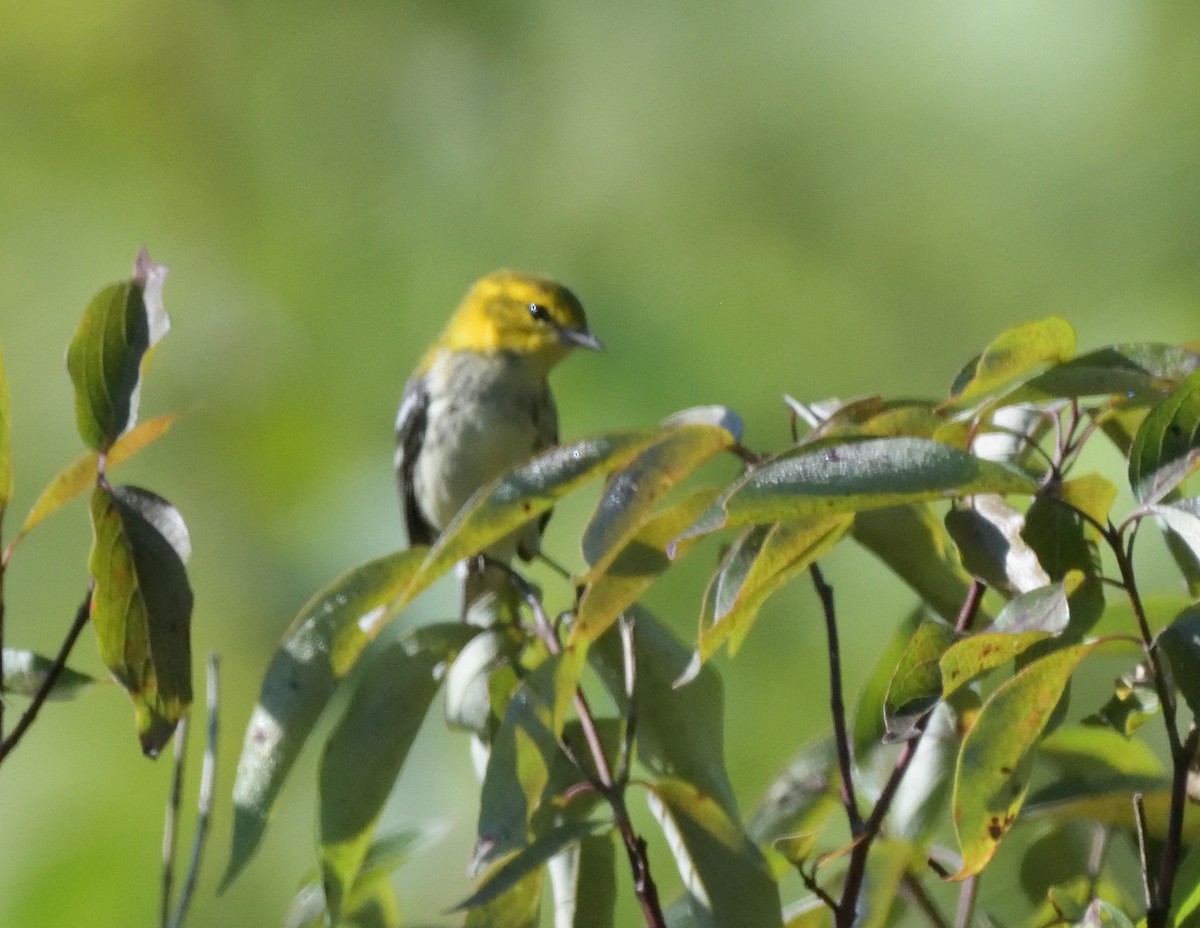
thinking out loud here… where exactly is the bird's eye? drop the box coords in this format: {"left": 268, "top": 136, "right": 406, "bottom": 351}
{"left": 528, "top": 303, "right": 552, "bottom": 322}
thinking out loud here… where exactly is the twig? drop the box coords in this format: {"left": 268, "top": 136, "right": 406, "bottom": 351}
{"left": 809, "top": 564, "right": 861, "bottom": 834}
{"left": 953, "top": 875, "right": 979, "bottom": 928}
{"left": 168, "top": 653, "right": 220, "bottom": 928}
{"left": 160, "top": 715, "right": 190, "bottom": 928}
{"left": 1134, "top": 793, "right": 1153, "bottom": 911}
{"left": 0, "top": 588, "right": 92, "bottom": 766}
{"left": 954, "top": 580, "right": 986, "bottom": 634}
{"left": 901, "top": 871, "right": 951, "bottom": 928}
{"left": 799, "top": 863, "right": 841, "bottom": 913}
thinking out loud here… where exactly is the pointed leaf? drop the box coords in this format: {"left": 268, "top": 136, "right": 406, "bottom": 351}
{"left": 547, "top": 831, "right": 617, "bottom": 928}
{"left": 1084, "top": 666, "right": 1160, "bottom": 736}
{"left": 320, "top": 624, "right": 477, "bottom": 920}
{"left": 16, "top": 413, "right": 182, "bottom": 541}
{"left": 884, "top": 621, "right": 958, "bottom": 741}
{"left": 224, "top": 547, "right": 426, "bottom": 889}
{"left": 582, "top": 423, "right": 735, "bottom": 575}
{"left": 644, "top": 777, "right": 783, "bottom": 928}
{"left": 683, "top": 437, "right": 1037, "bottom": 538}
{"left": 853, "top": 609, "right": 924, "bottom": 757}
{"left": 1129, "top": 367, "right": 1200, "bottom": 503}
{"left": 66, "top": 252, "right": 169, "bottom": 452}
{"left": 1, "top": 648, "right": 95, "bottom": 700}
{"left": 699, "top": 513, "right": 851, "bottom": 662}
{"left": 463, "top": 865, "right": 542, "bottom": 928}
{"left": 948, "top": 317, "right": 1076, "bottom": 403}
{"left": 945, "top": 496, "right": 1050, "bottom": 597}
{"left": 571, "top": 488, "right": 718, "bottom": 646}
{"left": 1058, "top": 474, "right": 1118, "bottom": 530}
{"left": 399, "top": 430, "right": 659, "bottom": 609}
{"left": 1038, "top": 724, "right": 1163, "bottom": 780}
{"left": 88, "top": 483, "right": 192, "bottom": 756}
{"left": 853, "top": 503, "right": 982, "bottom": 623}
{"left": 455, "top": 820, "right": 607, "bottom": 912}
{"left": 1022, "top": 495, "right": 1105, "bottom": 638}
{"left": 952, "top": 641, "right": 1105, "bottom": 878}
{"left": 1156, "top": 605, "right": 1200, "bottom": 720}
{"left": 0, "top": 344, "right": 11, "bottom": 515}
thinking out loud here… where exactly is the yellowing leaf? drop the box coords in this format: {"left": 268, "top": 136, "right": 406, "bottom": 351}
{"left": 948, "top": 317, "right": 1076, "bottom": 403}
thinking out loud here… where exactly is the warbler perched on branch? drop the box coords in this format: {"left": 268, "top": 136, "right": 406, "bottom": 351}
{"left": 395, "top": 270, "right": 603, "bottom": 623}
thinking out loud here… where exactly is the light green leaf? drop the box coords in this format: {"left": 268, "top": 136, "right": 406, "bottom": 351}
{"left": 548, "top": 831, "right": 617, "bottom": 928}
{"left": 683, "top": 437, "right": 1037, "bottom": 538}
{"left": 853, "top": 503, "right": 982, "bottom": 623}
{"left": 1169, "top": 839, "right": 1200, "bottom": 928}
{"left": 940, "top": 631, "right": 1054, "bottom": 698}
{"left": 398, "top": 430, "right": 660, "bottom": 611}
{"left": 592, "top": 608, "right": 737, "bottom": 817}
{"left": 1, "top": 648, "right": 96, "bottom": 700}
{"left": 0, "top": 344, "right": 11, "bottom": 515}
{"left": 582, "top": 423, "right": 735, "bottom": 575}
{"left": 884, "top": 621, "right": 958, "bottom": 741}
{"left": 698, "top": 513, "right": 852, "bottom": 662}
{"left": 952, "top": 641, "right": 1105, "bottom": 878}
{"left": 444, "top": 626, "right": 522, "bottom": 735}
{"left": 66, "top": 252, "right": 169, "bottom": 452}
{"left": 1058, "top": 474, "right": 1118, "bottom": 530}
{"left": 747, "top": 740, "right": 840, "bottom": 852}
{"left": 853, "top": 609, "right": 924, "bottom": 757}
{"left": 644, "top": 777, "right": 783, "bottom": 928}
{"left": 88, "top": 483, "right": 192, "bottom": 757}
{"left": 1024, "top": 788, "right": 1200, "bottom": 844}
{"left": 16, "top": 412, "right": 182, "bottom": 543}
{"left": 948, "top": 316, "right": 1077, "bottom": 403}
{"left": 319, "top": 624, "right": 477, "bottom": 921}
{"left": 224, "top": 547, "right": 426, "bottom": 890}
{"left": 571, "top": 487, "right": 717, "bottom": 647}
{"left": 1038, "top": 724, "right": 1163, "bottom": 780}
{"left": 463, "top": 865, "right": 542, "bottom": 928}
{"left": 1083, "top": 666, "right": 1160, "bottom": 736}
{"left": 1129, "top": 367, "right": 1200, "bottom": 503}
{"left": 455, "top": 820, "right": 607, "bottom": 913}
{"left": 859, "top": 840, "right": 920, "bottom": 928}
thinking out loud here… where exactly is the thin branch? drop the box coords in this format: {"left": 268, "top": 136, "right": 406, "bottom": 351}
{"left": 0, "top": 588, "right": 92, "bottom": 766}
{"left": 160, "top": 715, "right": 190, "bottom": 928}
{"left": 953, "top": 875, "right": 979, "bottom": 928}
{"left": 799, "top": 863, "right": 841, "bottom": 913}
{"left": 168, "top": 653, "right": 220, "bottom": 928}
{"left": 809, "top": 564, "right": 861, "bottom": 835}
{"left": 1152, "top": 724, "right": 1200, "bottom": 928}
{"left": 1134, "top": 793, "right": 1153, "bottom": 911}
{"left": 954, "top": 579, "right": 986, "bottom": 634}
{"left": 901, "top": 871, "right": 951, "bottom": 928}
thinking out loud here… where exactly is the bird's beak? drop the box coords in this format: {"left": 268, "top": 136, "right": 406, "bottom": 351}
{"left": 560, "top": 327, "right": 605, "bottom": 351}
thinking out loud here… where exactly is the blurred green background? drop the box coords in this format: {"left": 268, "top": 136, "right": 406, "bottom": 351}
{"left": 1, "top": 2, "right": 1198, "bottom": 925}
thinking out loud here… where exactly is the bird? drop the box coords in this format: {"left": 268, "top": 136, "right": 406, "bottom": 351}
{"left": 395, "top": 270, "right": 603, "bottom": 624}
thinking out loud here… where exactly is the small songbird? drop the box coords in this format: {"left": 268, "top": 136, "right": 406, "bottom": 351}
{"left": 394, "top": 270, "right": 603, "bottom": 622}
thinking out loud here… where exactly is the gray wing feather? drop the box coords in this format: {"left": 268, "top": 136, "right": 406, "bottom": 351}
{"left": 395, "top": 376, "right": 436, "bottom": 546}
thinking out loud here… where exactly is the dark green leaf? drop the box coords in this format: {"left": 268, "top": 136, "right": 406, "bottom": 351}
{"left": 66, "top": 251, "right": 169, "bottom": 451}
{"left": 697, "top": 513, "right": 851, "bottom": 662}
{"left": 945, "top": 496, "right": 1050, "bottom": 597}
{"left": 1157, "top": 604, "right": 1200, "bottom": 720}
{"left": 582, "top": 422, "right": 735, "bottom": 575}
{"left": 645, "top": 777, "right": 783, "bottom": 928}
{"left": 224, "top": 547, "right": 426, "bottom": 889}
{"left": 592, "top": 608, "right": 738, "bottom": 817}
{"left": 1021, "top": 343, "right": 1200, "bottom": 404}
{"left": 455, "top": 820, "right": 607, "bottom": 912}
{"left": 1021, "top": 495, "right": 1105, "bottom": 638}
{"left": 1083, "top": 666, "right": 1160, "bottom": 735}
{"left": 398, "top": 430, "right": 660, "bottom": 611}
{"left": 548, "top": 832, "right": 617, "bottom": 928}
{"left": 1129, "top": 368, "right": 1200, "bottom": 503}
{"left": 953, "top": 641, "right": 1103, "bottom": 878}
{"left": 571, "top": 488, "right": 718, "bottom": 646}
{"left": 884, "top": 621, "right": 958, "bottom": 742}
{"left": 88, "top": 483, "right": 192, "bottom": 757}
{"left": 683, "top": 437, "right": 1037, "bottom": 538}
{"left": 1, "top": 648, "right": 95, "bottom": 700}
{"left": 319, "top": 624, "right": 476, "bottom": 921}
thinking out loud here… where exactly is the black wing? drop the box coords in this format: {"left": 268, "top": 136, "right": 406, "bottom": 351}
{"left": 395, "top": 375, "right": 437, "bottom": 546}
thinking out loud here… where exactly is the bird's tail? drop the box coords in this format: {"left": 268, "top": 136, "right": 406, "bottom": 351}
{"left": 460, "top": 557, "right": 522, "bottom": 626}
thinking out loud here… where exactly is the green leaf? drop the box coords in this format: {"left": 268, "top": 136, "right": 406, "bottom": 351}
{"left": 683, "top": 437, "right": 1037, "bottom": 538}
{"left": 592, "top": 608, "right": 738, "bottom": 817}
{"left": 547, "top": 831, "right": 617, "bottom": 928}
{"left": 944, "top": 496, "right": 1050, "bottom": 597}
{"left": 697, "top": 513, "right": 852, "bottom": 662}
{"left": 747, "top": 740, "right": 840, "bottom": 851}
{"left": 1169, "top": 839, "right": 1200, "bottom": 928}
{"left": 1038, "top": 724, "right": 1163, "bottom": 780}
{"left": 454, "top": 820, "right": 607, "bottom": 913}
{"left": 1129, "top": 367, "right": 1200, "bottom": 503}
{"left": 16, "top": 412, "right": 182, "bottom": 543}
{"left": 66, "top": 251, "right": 169, "bottom": 452}
{"left": 1, "top": 648, "right": 95, "bottom": 700}
{"left": 0, "top": 343, "right": 11, "bottom": 515}
{"left": 1073, "top": 899, "right": 1137, "bottom": 928}
{"left": 1021, "top": 495, "right": 1105, "bottom": 638}
{"left": 1153, "top": 497, "right": 1200, "bottom": 597}
{"left": 571, "top": 488, "right": 718, "bottom": 646}
{"left": 644, "top": 777, "right": 783, "bottom": 928}
{"left": 88, "top": 483, "right": 192, "bottom": 757}
{"left": 319, "top": 624, "right": 476, "bottom": 921}
{"left": 463, "top": 865, "right": 542, "bottom": 928}
{"left": 853, "top": 504, "right": 982, "bottom": 624}
{"left": 859, "top": 840, "right": 919, "bottom": 928}
{"left": 398, "top": 430, "right": 660, "bottom": 610}
{"left": 1084, "top": 665, "right": 1160, "bottom": 736}
{"left": 948, "top": 316, "right": 1076, "bottom": 403}
{"left": 224, "top": 547, "right": 426, "bottom": 889}
{"left": 1024, "top": 787, "right": 1199, "bottom": 843}
{"left": 853, "top": 608, "right": 924, "bottom": 757}
{"left": 1156, "top": 604, "right": 1200, "bottom": 720}
{"left": 884, "top": 621, "right": 958, "bottom": 741}
{"left": 941, "top": 631, "right": 1054, "bottom": 699}
{"left": 952, "top": 641, "right": 1104, "bottom": 878}
{"left": 582, "top": 422, "right": 735, "bottom": 575}
{"left": 444, "top": 626, "right": 522, "bottom": 735}
{"left": 1058, "top": 474, "right": 1118, "bottom": 530}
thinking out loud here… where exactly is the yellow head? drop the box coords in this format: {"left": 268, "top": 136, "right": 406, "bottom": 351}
{"left": 436, "top": 270, "right": 602, "bottom": 370}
